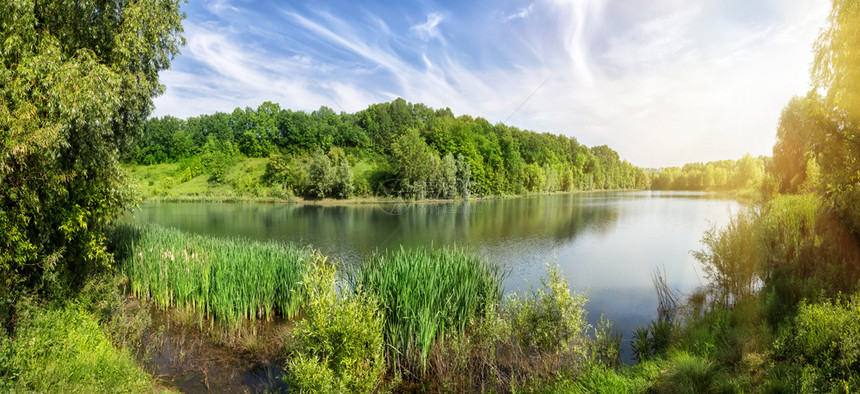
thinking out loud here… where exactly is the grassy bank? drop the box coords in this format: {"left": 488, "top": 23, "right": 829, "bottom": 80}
{"left": 0, "top": 303, "right": 156, "bottom": 393}
{"left": 125, "top": 156, "right": 645, "bottom": 204}
{"left": 0, "top": 276, "right": 167, "bottom": 392}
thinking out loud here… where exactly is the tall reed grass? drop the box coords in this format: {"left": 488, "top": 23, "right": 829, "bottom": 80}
{"left": 110, "top": 224, "right": 310, "bottom": 330}
{"left": 349, "top": 246, "right": 503, "bottom": 374}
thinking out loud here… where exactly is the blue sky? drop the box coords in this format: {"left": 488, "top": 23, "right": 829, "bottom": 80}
{"left": 153, "top": 0, "right": 829, "bottom": 168}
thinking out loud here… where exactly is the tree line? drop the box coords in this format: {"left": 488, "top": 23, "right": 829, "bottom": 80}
{"left": 126, "top": 99, "right": 651, "bottom": 199}
{"left": 649, "top": 155, "right": 767, "bottom": 191}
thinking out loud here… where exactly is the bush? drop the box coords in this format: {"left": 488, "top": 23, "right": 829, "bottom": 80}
{"left": 308, "top": 149, "right": 336, "bottom": 198}
{"left": 333, "top": 160, "right": 355, "bottom": 199}
{"left": 772, "top": 293, "right": 860, "bottom": 388}
{"left": 659, "top": 351, "right": 723, "bottom": 394}
{"left": 287, "top": 255, "right": 387, "bottom": 393}
{"left": 505, "top": 262, "right": 589, "bottom": 362}
{"left": 692, "top": 208, "right": 760, "bottom": 307}
{"left": 631, "top": 326, "right": 653, "bottom": 363}
{"left": 590, "top": 314, "right": 622, "bottom": 368}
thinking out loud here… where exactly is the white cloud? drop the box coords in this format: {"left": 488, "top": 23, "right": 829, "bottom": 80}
{"left": 411, "top": 12, "right": 444, "bottom": 41}
{"left": 154, "top": 1, "right": 831, "bottom": 167}
{"left": 505, "top": 4, "right": 534, "bottom": 22}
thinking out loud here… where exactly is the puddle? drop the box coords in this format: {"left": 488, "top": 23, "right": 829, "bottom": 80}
{"left": 136, "top": 305, "right": 292, "bottom": 393}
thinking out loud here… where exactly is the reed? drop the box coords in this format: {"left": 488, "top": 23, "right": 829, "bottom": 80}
{"left": 110, "top": 224, "right": 310, "bottom": 330}
{"left": 350, "top": 246, "right": 503, "bottom": 374}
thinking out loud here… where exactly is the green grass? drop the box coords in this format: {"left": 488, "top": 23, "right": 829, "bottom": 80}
{"left": 350, "top": 246, "right": 503, "bottom": 374}
{"left": 2, "top": 303, "right": 158, "bottom": 393}
{"left": 111, "top": 224, "right": 311, "bottom": 330}
{"left": 126, "top": 157, "right": 278, "bottom": 201}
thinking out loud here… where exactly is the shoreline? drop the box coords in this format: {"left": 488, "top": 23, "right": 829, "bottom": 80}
{"left": 135, "top": 188, "right": 750, "bottom": 206}
{"left": 135, "top": 188, "right": 640, "bottom": 206}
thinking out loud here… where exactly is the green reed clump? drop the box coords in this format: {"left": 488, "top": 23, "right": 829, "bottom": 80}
{"left": 350, "top": 246, "right": 503, "bottom": 374}
{"left": 110, "top": 224, "right": 310, "bottom": 330}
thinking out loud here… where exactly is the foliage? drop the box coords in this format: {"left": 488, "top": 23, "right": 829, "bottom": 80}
{"left": 110, "top": 224, "right": 311, "bottom": 331}
{"left": 590, "top": 314, "right": 622, "bottom": 368}
{"left": 631, "top": 326, "right": 653, "bottom": 364}
{"left": 0, "top": 0, "right": 185, "bottom": 297}
{"left": 2, "top": 303, "right": 154, "bottom": 392}
{"left": 650, "top": 155, "right": 766, "bottom": 192}
{"left": 757, "top": 194, "right": 860, "bottom": 325}
{"left": 350, "top": 246, "right": 503, "bottom": 375}
{"left": 772, "top": 95, "right": 821, "bottom": 194}
{"left": 422, "top": 262, "right": 596, "bottom": 392}
{"left": 658, "top": 351, "right": 724, "bottom": 394}
{"left": 798, "top": 0, "right": 860, "bottom": 232}
{"left": 561, "top": 365, "right": 652, "bottom": 394}
{"left": 771, "top": 293, "right": 860, "bottom": 391}
{"left": 287, "top": 255, "right": 388, "bottom": 393}
{"left": 333, "top": 159, "right": 355, "bottom": 199}
{"left": 692, "top": 208, "right": 760, "bottom": 307}
{"left": 505, "top": 262, "right": 589, "bottom": 358}
{"left": 308, "top": 149, "right": 335, "bottom": 198}
{"left": 126, "top": 99, "right": 650, "bottom": 201}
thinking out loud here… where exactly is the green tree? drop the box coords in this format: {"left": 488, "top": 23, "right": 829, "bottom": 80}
{"left": 333, "top": 160, "right": 354, "bottom": 199}
{"left": 308, "top": 149, "right": 335, "bottom": 198}
{"left": 456, "top": 154, "right": 472, "bottom": 199}
{"left": 523, "top": 163, "right": 544, "bottom": 192}
{"left": 0, "top": 0, "right": 184, "bottom": 293}
{"left": 773, "top": 96, "right": 818, "bottom": 193}
{"left": 439, "top": 153, "right": 458, "bottom": 199}
{"left": 391, "top": 128, "right": 432, "bottom": 199}
{"left": 809, "top": 0, "right": 860, "bottom": 231}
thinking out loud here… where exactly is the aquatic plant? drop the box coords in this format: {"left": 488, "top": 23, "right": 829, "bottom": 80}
{"left": 350, "top": 246, "right": 503, "bottom": 374}
{"left": 111, "top": 224, "right": 310, "bottom": 330}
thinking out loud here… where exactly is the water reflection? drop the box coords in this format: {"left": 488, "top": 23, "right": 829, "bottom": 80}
{"left": 126, "top": 191, "right": 739, "bottom": 360}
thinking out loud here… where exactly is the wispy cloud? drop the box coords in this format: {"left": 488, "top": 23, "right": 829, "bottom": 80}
{"left": 153, "top": 0, "right": 830, "bottom": 167}
{"left": 411, "top": 12, "right": 444, "bottom": 41}
{"left": 505, "top": 4, "right": 534, "bottom": 22}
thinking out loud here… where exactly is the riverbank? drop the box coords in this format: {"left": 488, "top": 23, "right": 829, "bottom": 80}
{"left": 125, "top": 158, "right": 647, "bottom": 205}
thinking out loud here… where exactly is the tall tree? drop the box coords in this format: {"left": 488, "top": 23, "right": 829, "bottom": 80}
{"left": 0, "top": 0, "right": 185, "bottom": 292}
{"left": 810, "top": 0, "right": 860, "bottom": 231}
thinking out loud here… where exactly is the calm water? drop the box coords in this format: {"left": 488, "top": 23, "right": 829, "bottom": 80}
{"left": 126, "top": 191, "right": 741, "bottom": 358}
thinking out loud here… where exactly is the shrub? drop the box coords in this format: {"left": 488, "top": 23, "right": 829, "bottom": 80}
{"left": 660, "top": 351, "right": 723, "bottom": 394}
{"left": 308, "top": 149, "right": 336, "bottom": 198}
{"left": 590, "top": 314, "right": 622, "bottom": 368}
{"left": 287, "top": 255, "right": 387, "bottom": 393}
{"left": 691, "top": 208, "right": 760, "bottom": 307}
{"left": 506, "top": 262, "right": 589, "bottom": 357}
{"left": 631, "top": 326, "right": 652, "bottom": 363}
{"left": 264, "top": 154, "right": 307, "bottom": 195}
{"left": 333, "top": 160, "right": 355, "bottom": 199}
{"left": 772, "top": 293, "right": 860, "bottom": 388}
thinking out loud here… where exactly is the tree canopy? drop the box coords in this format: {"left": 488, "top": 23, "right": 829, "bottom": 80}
{"left": 771, "top": 0, "right": 860, "bottom": 232}
{"left": 128, "top": 99, "right": 651, "bottom": 199}
{"left": 0, "top": 0, "right": 185, "bottom": 293}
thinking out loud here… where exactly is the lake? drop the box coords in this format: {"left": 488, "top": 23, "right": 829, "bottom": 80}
{"left": 126, "top": 191, "right": 741, "bottom": 359}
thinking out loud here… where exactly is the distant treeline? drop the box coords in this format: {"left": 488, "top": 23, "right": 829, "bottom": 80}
{"left": 125, "top": 99, "right": 650, "bottom": 199}
{"left": 649, "top": 155, "right": 767, "bottom": 191}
